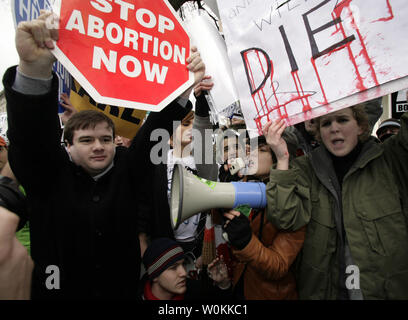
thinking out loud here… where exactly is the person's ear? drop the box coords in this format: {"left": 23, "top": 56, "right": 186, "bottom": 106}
{"left": 65, "top": 140, "right": 72, "bottom": 153}
{"left": 357, "top": 125, "right": 364, "bottom": 136}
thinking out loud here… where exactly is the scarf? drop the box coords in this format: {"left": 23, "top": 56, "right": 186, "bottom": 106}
{"left": 143, "top": 280, "right": 184, "bottom": 300}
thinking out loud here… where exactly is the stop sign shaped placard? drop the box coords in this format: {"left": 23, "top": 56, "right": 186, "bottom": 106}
{"left": 51, "top": 0, "right": 193, "bottom": 111}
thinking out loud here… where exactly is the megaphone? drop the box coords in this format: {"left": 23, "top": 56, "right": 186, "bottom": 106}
{"left": 170, "top": 164, "right": 266, "bottom": 229}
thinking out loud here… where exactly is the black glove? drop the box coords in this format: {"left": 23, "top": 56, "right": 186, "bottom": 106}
{"left": 194, "top": 93, "right": 210, "bottom": 117}
{"left": 0, "top": 176, "right": 28, "bottom": 231}
{"left": 223, "top": 214, "right": 252, "bottom": 250}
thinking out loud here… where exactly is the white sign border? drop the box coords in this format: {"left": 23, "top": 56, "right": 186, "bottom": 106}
{"left": 51, "top": 0, "right": 194, "bottom": 111}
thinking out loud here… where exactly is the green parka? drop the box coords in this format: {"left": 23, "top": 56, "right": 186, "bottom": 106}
{"left": 266, "top": 112, "right": 408, "bottom": 299}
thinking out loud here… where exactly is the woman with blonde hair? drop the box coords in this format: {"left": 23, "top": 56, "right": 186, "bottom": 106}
{"left": 264, "top": 106, "right": 408, "bottom": 299}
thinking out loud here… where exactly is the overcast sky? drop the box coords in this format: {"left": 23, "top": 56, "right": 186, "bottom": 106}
{"left": 0, "top": 0, "right": 19, "bottom": 91}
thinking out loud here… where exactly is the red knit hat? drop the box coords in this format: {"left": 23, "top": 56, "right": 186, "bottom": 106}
{"left": 0, "top": 136, "right": 6, "bottom": 147}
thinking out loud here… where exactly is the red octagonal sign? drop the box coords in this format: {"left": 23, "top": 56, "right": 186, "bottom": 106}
{"left": 51, "top": 0, "right": 193, "bottom": 111}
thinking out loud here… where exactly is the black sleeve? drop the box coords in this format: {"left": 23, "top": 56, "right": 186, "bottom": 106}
{"left": 3, "top": 67, "right": 67, "bottom": 194}
{"left": 194, "top": 94, "right": 210, "bottom": 118}
{"left": 127, "top": 99, "right": 192, "bottom": 180}
{"left": 136, "top": 173, "right": 155, "bottom": 236}
{"left": 185, "top": 277, "right": 233, "bottom": 301}
{"left": 129, "top": 100, "right": 192, "bottom": 237}
{"left": 0, "top": 176, "right": 27, "bottom": 231}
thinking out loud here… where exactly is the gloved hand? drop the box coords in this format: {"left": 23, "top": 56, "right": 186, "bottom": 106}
{"left": 0, "top": 176, "right": 27, "bottom": 231}
{"left": 223, "top": 211, "right": 252, "bottom": 250}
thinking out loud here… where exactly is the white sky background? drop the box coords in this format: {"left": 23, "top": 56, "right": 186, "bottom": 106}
{"left": 0, "top": 0, "right": 19, "bottom": 91}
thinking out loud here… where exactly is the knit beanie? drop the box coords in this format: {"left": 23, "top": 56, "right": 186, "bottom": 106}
{"left": 143, "top": 238, "right": 185, "bottom": 279}
{"left": 376, "top": 118, "right": 400, "bottom": 136}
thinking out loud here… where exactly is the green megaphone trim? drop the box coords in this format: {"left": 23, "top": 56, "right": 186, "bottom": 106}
{"left": 194, "top": 175, "right": 217, "bottom": 190}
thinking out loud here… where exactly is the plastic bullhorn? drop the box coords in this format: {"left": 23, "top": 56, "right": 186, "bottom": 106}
{"left": 170, "top": 164, "right": 266, "bottom": 229}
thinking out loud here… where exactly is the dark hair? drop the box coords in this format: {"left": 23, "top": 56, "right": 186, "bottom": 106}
{"left": 249, "top": 131, "right": 298, "bottom": 163}
{"left": 314, "top": 105, "right": 370, "bottom": 143}
{"left": 254, "top": 135, "right": 277, "bottom": 164}
{"left": 181, "top": 111, "right": 194, "bottom": 125}
{"left": 63, "top": 110, "right": 115, "bottom": 145}
{"left": 169, "top": 111, "right": 195, "bottom": 147}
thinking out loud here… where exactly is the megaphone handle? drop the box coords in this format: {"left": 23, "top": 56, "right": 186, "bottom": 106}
{"left": 222, "top": 231, "right": 229, "bottom": 243}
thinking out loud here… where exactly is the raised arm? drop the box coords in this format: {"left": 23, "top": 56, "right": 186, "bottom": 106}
{"left": 193, "top": 75, "right": 218, "bottom": 181}
{"left": 263, "top": 119, "right": 312, "bottom": 231}
{"left": 131, "top": 48, "right": 206, "bottom": 250}
{"left": 127, "top": 47, "right": 206, "bottom": 172}
{"left": 263, "top": 119, "right": 290, "bottom": 170}
{"left": 4, "top": 12, "right": 66, "bottom": 193}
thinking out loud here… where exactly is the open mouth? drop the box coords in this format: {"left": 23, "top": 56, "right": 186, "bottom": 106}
{"left": 177, "top": 280, "right": 186, "bottom": 287}
{"left": 332, "top": 139, "right": 344, "bottom": 146}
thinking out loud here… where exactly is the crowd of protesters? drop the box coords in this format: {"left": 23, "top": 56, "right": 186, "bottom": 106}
{"left": 0, "top": 11, "right": 407, "bottom": 301}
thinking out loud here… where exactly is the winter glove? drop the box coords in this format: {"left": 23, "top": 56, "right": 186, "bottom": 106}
{"left": 0, "top": 176, "right": 27, "bottom": 231}
{"left": 223, "top": 214, "right": 252, "bottom": 250}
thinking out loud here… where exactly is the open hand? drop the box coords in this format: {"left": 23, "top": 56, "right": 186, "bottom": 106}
{"left": 194, "top": 75, "right": 214, "bottom": 97}
{"left": 181, "top": 46, "right": 206, "bottom": 98}
{"left": 262, "top": 119, "right": 290, "bottom": 169}
{"left": 208, "top": 255, "right": 230, "bottom": 289}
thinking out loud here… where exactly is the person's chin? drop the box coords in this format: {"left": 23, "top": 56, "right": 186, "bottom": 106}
{"left": 178, "top": 286, "right": 187, "bottom": 294}
{"left": 183, "top": 140, "right": 193, "bottom": 146}
{"left": 328, "top": 147, "right": 350, "bottom": 157}
{"left": 175, "top": 282, "right": 187, "bottom": 294}
{"left": 88, "top": 162, "right": 110, "bottom": 175}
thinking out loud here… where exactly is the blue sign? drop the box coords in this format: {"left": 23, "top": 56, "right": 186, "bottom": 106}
{"left": 11, "top": 0, "right": 71, "bottom": 113}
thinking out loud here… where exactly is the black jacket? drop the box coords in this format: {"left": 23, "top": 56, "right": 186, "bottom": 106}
{"left": 3, "top": 66, "right": 191, "bottom": 299}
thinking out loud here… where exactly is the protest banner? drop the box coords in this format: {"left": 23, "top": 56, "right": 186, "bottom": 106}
{"left": 70, "top": 79, "right": 146, "bottom": 139}
{"left": 180, "top": 3, "right": 239, "bottom": 113}
{"left": 218, "top": 0, "right": 408, "bottom": 137}
{"left": 51, "top": 0, "right": 193, "bottom": 111}
{"left": 391, "top": 89, "right": 408, "bottom": 119}
{"left": 202, "top": 0, "right": 220, "bottom": 18}
{"left": 12, "top": 0, "right": 71, "bottom": 113}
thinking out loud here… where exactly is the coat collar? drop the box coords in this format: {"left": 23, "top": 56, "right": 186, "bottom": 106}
{"left": 309, "top": 138, "right": 383, "bottom": 181}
